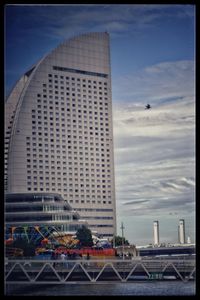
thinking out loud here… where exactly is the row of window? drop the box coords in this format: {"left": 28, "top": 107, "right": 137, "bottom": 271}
{"left": 31, "top": 132, "right": 110, "bottom": 138}
{"left": 46, "top": 78, "right": 108, "bottom": 86}
{"left": 70, "top": 199, "right": 112, "bottom": 204}
{"left": 32, "top": 111, "right": 110, "bottom": 119}
{"left": 26, "top": 183, "right": 112, "bottom": 191}
{"left": 31, "top": 128, "right": 110, "bottom": 135}
{"left": 27, "top": 177, "right": 111, "bottom": 184}
{"left": 26, "top": 152, "right": 112, "bottom": 160}
{"left": 36, "top": 106, "right": 109, "bottom": 114}
{"left": 43, "top": 88, "right": 108, "bottom": 96}
{"left": 26, "top": 150, "right": 111, "bottom": 160}
{"left": 26, "top": 162, "right": 111, "bottom": 170}
{"left": 52, "top": 67, "right": 108, "bottom": 78}
{"left": 27, "top": 155, "right": 111, "bottom": 163}
{"left": 27, "top": 182, "right": 112, "bottom": 192}
{"left": 30, "top": 131, "right": 111, "bottom": 139}
{"left": 26, "top": 185, "right": 112, "bottom": 196}
{"left": 26, "top": 152, "right": 111, "bottom": 159}
{"left": 32, "top": 117, "right": 110, "bottom": 124}
{"left": 26, "top": 136, "right": 111, "bottom": 143}
{"left": 24, "top": 190, "right": 112, "bottom": 204}
{"left": 34, "top": 103, "right": 109, "bottom": 111}
{"left": 32, "top": 125, "right": 110, "bottom": 136}
{"left": 27, "top": 170, "right": 111, "bottom": 177}
{"left": 27, "top": 158, "right": 111, "bottom": 165}
{"left": 31, "top": 124, "right": 110, "bottom": 132}
{"left": 49, "top": 72, "right": 108, "bottom": 81}
{"left": 37, "top": 95, "right": 108, "bottom": 103}
{"left": 27, "top": 147, "right": 110, "bottom": 154}
{"left": 75, "top": 208, "right": 113, "bottom": 212}
{"left": 26, "top": 168, "right": 112, "bottom": 179}
{"left": 46, "top": 79, "right": 108, "bottom": 88}
{"left": 40, "top": 88, "right": 108, "bottom": 95}
{"left": 26, "top": 149, "right": 111, "bottom": 156}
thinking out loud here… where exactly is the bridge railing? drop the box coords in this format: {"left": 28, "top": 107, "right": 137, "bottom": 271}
{"left": 5, "top": 258, "right": 195, "bottom": 284}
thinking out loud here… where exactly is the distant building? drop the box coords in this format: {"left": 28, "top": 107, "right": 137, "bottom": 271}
{"left": 178, "top": 219, "right": 186, "bottom": 244}
{"left": 153, "top": 220, "right": 159, "bottom": 246}
{"left": 115, "top": 245, "right": 139, "bottom": 257}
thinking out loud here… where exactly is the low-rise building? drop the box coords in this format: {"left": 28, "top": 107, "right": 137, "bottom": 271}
{"left": 5, "top": 192, "right": 87, "bottom": 244}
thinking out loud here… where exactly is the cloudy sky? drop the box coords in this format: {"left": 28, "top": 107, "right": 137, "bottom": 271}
{"left": 5, "top": 4, "right": 195, "bottom": 245}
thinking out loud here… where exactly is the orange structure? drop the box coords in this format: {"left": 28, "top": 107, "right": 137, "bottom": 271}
{"left": 54, "top": 247, "right": 116, "bottom": 257}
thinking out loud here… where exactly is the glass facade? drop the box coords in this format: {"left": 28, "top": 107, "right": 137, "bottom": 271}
{"left": 5, "top": 193, "right": 86, "bottom": 237}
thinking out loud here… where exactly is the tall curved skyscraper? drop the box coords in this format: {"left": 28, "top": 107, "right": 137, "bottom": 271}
{"left": 5, "top": 32, "right": 116, "bottom": 238}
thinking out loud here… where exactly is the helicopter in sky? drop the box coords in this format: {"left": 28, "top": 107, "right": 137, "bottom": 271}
{"left": 145, "top": 104, "right": 151, "bottom": 109}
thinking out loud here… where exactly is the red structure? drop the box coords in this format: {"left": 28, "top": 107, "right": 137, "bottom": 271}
{"left": 54, "top": 247, "right": 116, "bottom": 256}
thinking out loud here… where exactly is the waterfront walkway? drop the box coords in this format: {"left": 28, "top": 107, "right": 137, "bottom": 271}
{"left": 5, "top": 257, "right": 195, "bottom": 284}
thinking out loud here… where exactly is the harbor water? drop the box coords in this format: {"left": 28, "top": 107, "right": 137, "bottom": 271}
{"left": 6, "top": 281, "right": 195, "bottom": 296}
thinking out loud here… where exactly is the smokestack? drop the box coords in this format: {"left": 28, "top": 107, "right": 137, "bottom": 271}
{"left": 153, "top": 220, "right": 159, "bottom": 246}
{"left": 178, "top": 219, "right": 185, "bottom": 244}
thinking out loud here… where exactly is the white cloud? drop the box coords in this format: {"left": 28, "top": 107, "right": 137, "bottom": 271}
{"left": 113, "top": 59, "right": 195, "bottom": 225}
{"left": 113, "top": 60, "right": 195, "bottom": 103}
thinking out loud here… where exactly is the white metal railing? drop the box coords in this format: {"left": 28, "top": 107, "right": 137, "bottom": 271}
{"left": 5, "top": 258, "right": 195, "bottom": 284}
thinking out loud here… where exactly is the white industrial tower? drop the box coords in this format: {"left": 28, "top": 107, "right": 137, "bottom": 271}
{"left": 153, "top": 220, "right": 159, "bottom": 246}
{"left": 178, "top": 219, "right": 186, "bottom": 244}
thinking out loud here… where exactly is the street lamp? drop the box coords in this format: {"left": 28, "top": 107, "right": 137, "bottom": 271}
{"left": 120, "top": 222, "right": 125, "bottom": 260}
